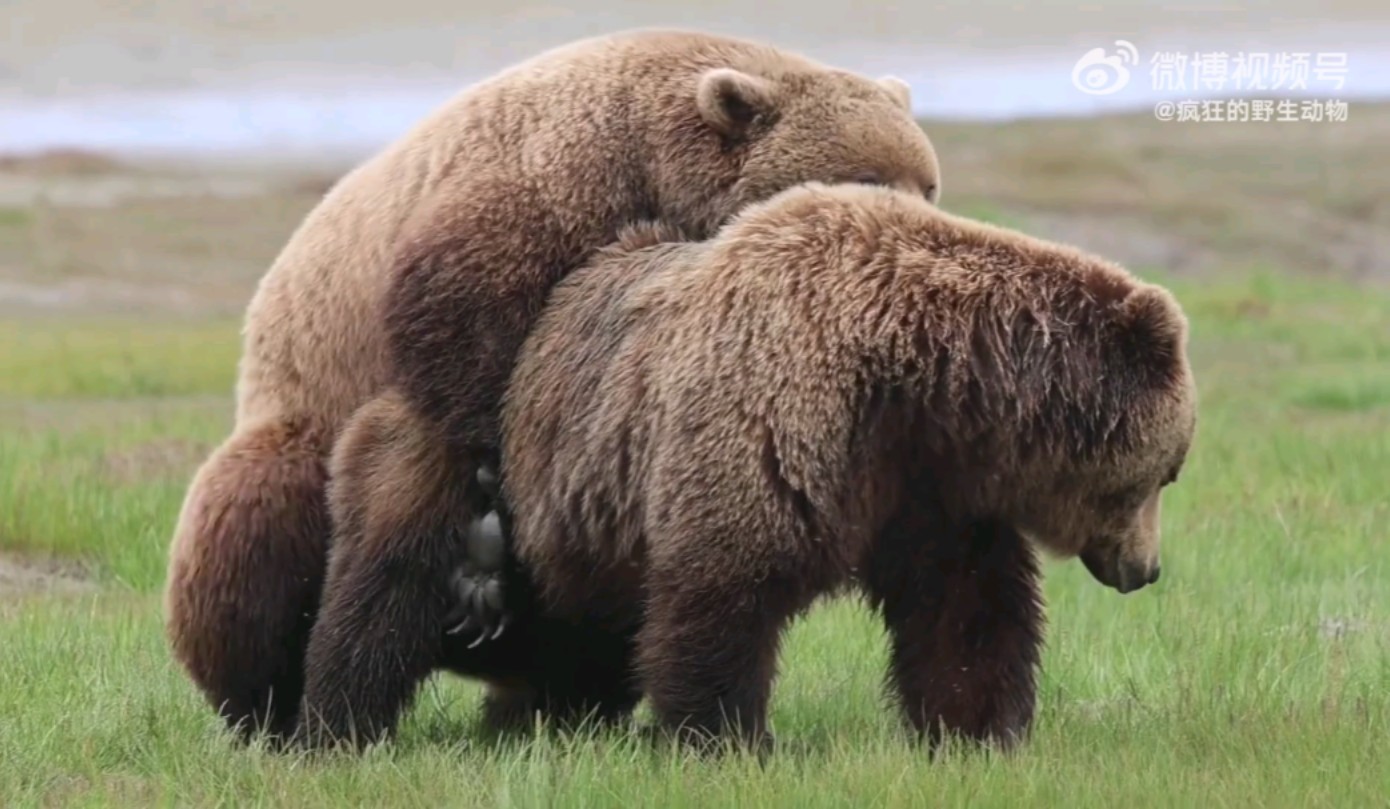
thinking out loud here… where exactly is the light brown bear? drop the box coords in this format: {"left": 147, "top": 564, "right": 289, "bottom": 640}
{"left": 484, "top": 182, "right": 1197, "bottom": 749}
{"left": 162, "top": 29, "right": 942, "bottom": 742}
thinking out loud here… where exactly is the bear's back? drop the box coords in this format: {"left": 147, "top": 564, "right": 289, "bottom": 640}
{"left": 234, "top": 30, "right": 806, "bottom": 431}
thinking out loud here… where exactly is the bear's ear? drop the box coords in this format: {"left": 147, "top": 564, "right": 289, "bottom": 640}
{"left": 878, "top": 76, "right": 912, "bottom": 111}
{"left": 697, "top": 68, "right": 776, "bottom": 137}
{"left": 1116, "top": 284, "right": 1189, "bottom": 383}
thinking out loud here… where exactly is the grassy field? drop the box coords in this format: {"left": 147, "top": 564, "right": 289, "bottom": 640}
{"left": 2, "top": 274, "right": 1387, "bottom": 806}
{"left": 2, "top": 111, "right": 1389, "bottom": 805}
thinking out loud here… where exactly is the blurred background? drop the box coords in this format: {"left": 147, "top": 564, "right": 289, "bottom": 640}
{"left": 4, "top": 0, "right": 1389, "bottom": 156}
{"left": 0, "top": 2, "right": 1386, "bottom": 470}
{"left": 1, "top": 0, "right": 1387, "bottom": 323}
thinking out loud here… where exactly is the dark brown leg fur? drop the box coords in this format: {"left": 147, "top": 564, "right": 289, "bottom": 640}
{"left": 382, "top": 183, "right": 612, "bottom": 451}
{"left": 375, "top": 191, "right": 631, "bottom": 673}
{"left": 164, "top": 419, "right": 331, "bottom": 740}
{"left": 477, "top": 684, "right": 541, "bottom": 733}
{"left": 865, "top": 509, "right": 1043, "bottom": 751}
{"left": 487, "top": 625, "right": 642, "bottom": 733}
{"left": 636, "top": 563, "right": 810, "bottom": 750}
{"left": 478, "top": 668, "right": 642, "bottom": 736}
{"left": 297, "top": 390, "right": 481, "bottom": 748}
{"left": 440, "top": 603, "right": 643, "bottom": 735}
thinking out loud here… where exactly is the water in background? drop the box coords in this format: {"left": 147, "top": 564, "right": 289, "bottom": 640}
{"left": 4, "top": 5, "right": 1388, "bottom": 161}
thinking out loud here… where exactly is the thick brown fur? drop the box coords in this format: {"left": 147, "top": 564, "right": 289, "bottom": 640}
{"left": 163, "top": 28, "right": 942, "bottom": 742}
{"left": 298, "top": 390, "right": 646, "bottom": 742}
{"left": 489, "top": 183, "right": 1198, "bottom": 749}
{"left": 163, "top": 419, "right": 330, "bottom": 739}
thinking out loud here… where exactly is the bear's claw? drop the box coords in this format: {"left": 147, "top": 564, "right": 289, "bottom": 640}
{"left": 443, "top": 462, "right": 512, "bottom": 646}
{"left": 444, "top": 562, "right": 509, "bottom": 645}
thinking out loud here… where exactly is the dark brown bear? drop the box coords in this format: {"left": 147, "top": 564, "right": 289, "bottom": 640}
{"left": 165, "top": 29, "right": 942, "bottom": 744}
{"left": 485, "top": 183, "right": 1198, "bottom": 749}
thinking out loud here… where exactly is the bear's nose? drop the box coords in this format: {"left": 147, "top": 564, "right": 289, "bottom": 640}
{"left": 1114, "top": 558, "right": 1161, "bottom": 594}
{"left": 1122, "top": 562, "right": 1160, "bottom": 593}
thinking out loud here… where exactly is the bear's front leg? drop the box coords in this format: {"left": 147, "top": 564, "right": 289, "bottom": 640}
{"left": 379, "top": 181, "right": 569, "bottom": 641}
{"left": 296, "top": 390, "right": 479, "bottom": 749}
{"left": 866, "top": 512, "right": 1044, "bottom": 751}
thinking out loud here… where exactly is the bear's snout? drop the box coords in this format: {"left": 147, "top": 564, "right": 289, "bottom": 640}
{"left": 1122, "top": 561, "right": 1161, "bottom": 593}
{"left": 1081, "top": 545, "right": 1161, "bottom": 594}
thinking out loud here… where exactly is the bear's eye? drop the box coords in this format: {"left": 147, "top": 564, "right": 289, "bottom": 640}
{"left": 851, "top": 171, "right": 886, "bottom": 187}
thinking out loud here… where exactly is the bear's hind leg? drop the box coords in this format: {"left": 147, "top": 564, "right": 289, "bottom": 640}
{"left": 164, "top": 418, "right": 331, "bottom": 740}
{"left": 446, "top": 611, "right": 641, "bottom": 736}
{"left": 866, "top": 513, "right": 1043, "bottom": 751}
{"left": 480, "top": 668, "right": 641, "bottom": 737}
{"left": 297, "top": 390, "right": 479, "bottom": 749}
{"left": 484, "top": 684, "right": 642, "bottom": 736}
{"left": 637, "top": 564, "right": 807, "bottom": 751}
{"left": 495, "top": 619, "right": 641, "bottom": 734}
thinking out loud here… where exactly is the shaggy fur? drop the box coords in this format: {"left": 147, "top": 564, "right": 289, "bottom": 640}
{"left": 163, "top": 28, "right": 942, "bottom": 742}
{"left": 489, "top": 183, "right": 1197, "bottom": 748}
{"left": 300, "top": 388, "right": 646, "bottom": 740}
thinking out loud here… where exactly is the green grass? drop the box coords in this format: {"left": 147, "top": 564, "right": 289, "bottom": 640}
{"left": 0, "top": 319, "right": 240, "bottom": 399}
{"left": 0, "top": 207, "right": 32, "bottom": 228}
{"left": 1, "top": 273, "right": 1387, "bottom": 806}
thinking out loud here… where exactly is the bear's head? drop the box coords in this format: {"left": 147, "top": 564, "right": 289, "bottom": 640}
{"left": 1008, "top": 283, "right": 1197, "bottom": 594}
{"left": 661, "top": 64, "right": 941, "bottom": 235}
